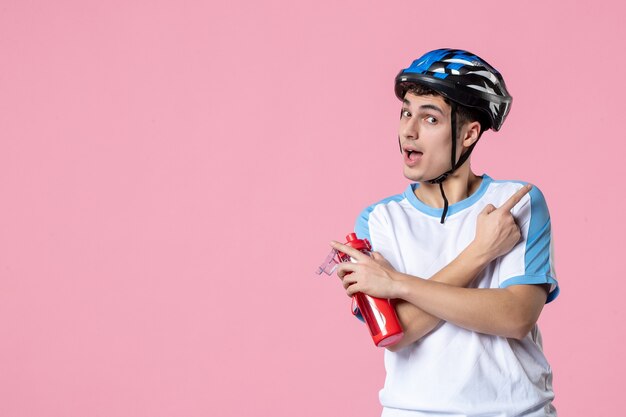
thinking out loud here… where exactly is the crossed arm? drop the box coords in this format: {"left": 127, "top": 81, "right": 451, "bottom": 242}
{"left": 333, "top": 184, "right": 549, "bottom": 350}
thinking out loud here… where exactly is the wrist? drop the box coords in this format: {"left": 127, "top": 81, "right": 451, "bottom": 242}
{"left": 464, "top": 241, "right": 492, "bottom": 269}
{"left": 390, "top": 271, "right": 410, "bottom": 299}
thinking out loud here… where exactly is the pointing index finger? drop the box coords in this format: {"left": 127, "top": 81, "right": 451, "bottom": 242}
{"left": 330, "top": 241, "right": 367, "bottom": 262}
{"left": 499, "top": 184, "right": 533, "bottom": 212}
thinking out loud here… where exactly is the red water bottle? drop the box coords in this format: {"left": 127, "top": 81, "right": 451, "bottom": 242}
{"left": 317, "top": 233, "right": 404, "bottom": 347}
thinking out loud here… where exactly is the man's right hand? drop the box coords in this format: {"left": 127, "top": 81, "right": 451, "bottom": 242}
{"left": 470, "top": 184, "right": 533, "bottom": 263}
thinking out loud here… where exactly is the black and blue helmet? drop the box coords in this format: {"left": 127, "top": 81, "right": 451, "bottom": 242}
{"left": 395, "top": 48, "right": 512, "bottom": 131}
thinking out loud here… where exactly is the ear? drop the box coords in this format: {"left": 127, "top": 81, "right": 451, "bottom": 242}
{"left": 461, "top": 121, "right": 481, "bottom": 149}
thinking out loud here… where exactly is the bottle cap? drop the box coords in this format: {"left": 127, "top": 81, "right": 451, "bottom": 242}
{"left": 345, "top": 233, "right": 371, "bottom": 251}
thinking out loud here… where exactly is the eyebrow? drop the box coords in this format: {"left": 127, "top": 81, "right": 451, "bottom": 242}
{"left": 402, "top": 100, "right": 445, "bottom": 115}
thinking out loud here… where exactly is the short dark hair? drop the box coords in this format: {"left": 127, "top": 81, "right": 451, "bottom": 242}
{"left": 403, "top": 83, "right": 490, "bottom": 138}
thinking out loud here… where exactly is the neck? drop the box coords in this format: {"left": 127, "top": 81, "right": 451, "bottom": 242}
{"left": 414, "top": 165, "right": 482, "bottom": 209}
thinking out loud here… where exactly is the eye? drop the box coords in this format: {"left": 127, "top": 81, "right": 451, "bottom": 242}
{"left": 425, "top": 116, "right": 437, "bottom": 124}
{"left": 401, "top": 109, "right": 411, "bottom": 118}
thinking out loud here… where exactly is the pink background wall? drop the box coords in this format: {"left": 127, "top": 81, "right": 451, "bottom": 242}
{"left": 1, "top": 1, "right": 623, "bottom": 415}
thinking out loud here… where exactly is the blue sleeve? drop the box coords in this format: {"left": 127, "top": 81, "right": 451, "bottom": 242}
{"left": 499, "top": 186, "right": 560, "bottom": 303}
{"left": 354, "top": 206, "right": 372, "bottom": 244}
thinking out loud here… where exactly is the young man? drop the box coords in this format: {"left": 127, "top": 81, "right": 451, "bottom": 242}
{"left": 331, "top": 49, "right": 559, "bottom": 416}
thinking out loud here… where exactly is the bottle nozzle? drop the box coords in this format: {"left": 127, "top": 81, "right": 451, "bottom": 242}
{"left": 315, "top": 248, "right": 339, "bottom": 276}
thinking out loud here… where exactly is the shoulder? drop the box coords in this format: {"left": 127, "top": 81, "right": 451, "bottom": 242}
{"left": 487, "top": 177, "right": 551, "bottom": 222}
{"left": 354, "top": 191, "right": 407, "bottom": 240}
{"left": 357, "top": 192, "right": 406, "bottom": 223}
{"left": 487, "top": 177, "right": 530, "bottom": 195}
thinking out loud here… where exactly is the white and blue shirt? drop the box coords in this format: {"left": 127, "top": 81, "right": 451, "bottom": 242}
{"left": 354, "top": 175, "right": 559, "bottom": 417}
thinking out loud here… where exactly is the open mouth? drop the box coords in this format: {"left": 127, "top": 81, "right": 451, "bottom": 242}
{"left": 404, "top": 149, "right": 423, "bottom": 162}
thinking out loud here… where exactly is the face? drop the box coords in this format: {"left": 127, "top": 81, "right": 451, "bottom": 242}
{"left": 398, "top": 92, "right": 456, "bottom": 182}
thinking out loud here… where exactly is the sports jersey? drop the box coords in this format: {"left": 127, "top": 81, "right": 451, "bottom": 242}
{"left": 354, "top": 174, "right": 559, "bottom": 417}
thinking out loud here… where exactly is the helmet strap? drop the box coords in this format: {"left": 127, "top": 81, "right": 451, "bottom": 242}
{"left": 428, "top": 102, "right": 457, "bottom": 224}
{"left": 426, "top": 102, "right": 481, "bottom": 224}
{"left": 438, "top": 181, "right": 449, "bottom": 224}
{"left": 450, "top": 102, "right": 457, "bottom": 174}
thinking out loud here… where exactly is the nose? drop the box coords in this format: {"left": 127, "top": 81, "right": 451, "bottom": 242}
{"left": 400, "top": 116, "right": 419, "bottom": 141}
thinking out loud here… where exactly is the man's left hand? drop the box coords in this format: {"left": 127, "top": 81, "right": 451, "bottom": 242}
{"left": 330, "top": 241, "right": 401, "bottom": 299}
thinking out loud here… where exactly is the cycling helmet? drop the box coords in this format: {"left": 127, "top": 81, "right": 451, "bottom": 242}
{"left": 395, "top": 48, "right": 512, "bottom": 131}
{"left": 395, "top": 49, "right": 513, "bottom": 223}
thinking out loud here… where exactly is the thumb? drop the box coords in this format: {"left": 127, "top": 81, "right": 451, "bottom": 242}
{"left": 371, "top": 251, "right": 383, "bottom": 260}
